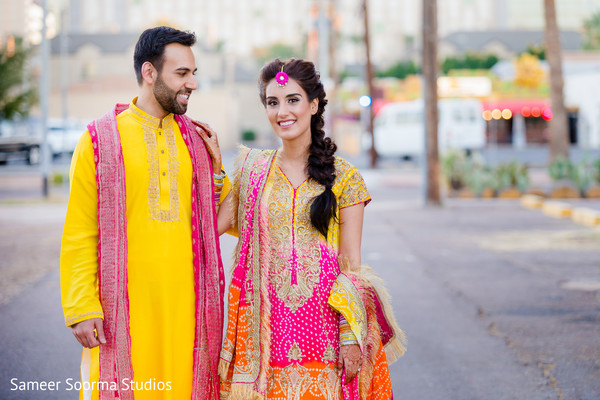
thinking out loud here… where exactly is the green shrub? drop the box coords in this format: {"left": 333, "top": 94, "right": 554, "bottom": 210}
{"left": 241, "top": 129, "right": 256, "bottom": 142}
{"left": 573, "top": 156, "right": 598, "bottom": 191}
{"left": 548, "top": 156, "right": 576, "bottom": 182}
{"left": 51, "top": 172, "right": 68, "bottom": 184}
{"left": 442, "top": 151, "right": 530, "bottom": 195}
{"left": 441, "top": 149, "right": 469, "bottom": 190}
{"left": 466, "top": 163, "right": 498, "bottom": 195}
{"left": 494, "top": 161, "right": 529, "bottom": 192}
{"left": 593, "top": 158, "right": 600, "bottom": 184}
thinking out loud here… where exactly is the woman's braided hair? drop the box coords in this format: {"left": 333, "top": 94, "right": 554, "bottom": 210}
{"left": 259, "top": 58, "right": 337, "bottom": 237}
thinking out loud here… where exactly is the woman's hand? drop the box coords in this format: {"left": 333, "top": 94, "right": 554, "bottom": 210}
{"left": 193, "top": 120, "right": 222, "bottom": 173}
{"left": 338, "top": 343, "right": 362, "bottom": 384}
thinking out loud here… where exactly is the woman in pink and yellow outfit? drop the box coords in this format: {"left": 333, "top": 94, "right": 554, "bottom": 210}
{"left": 216, "top": 59, "right": 405, "bottom": 400}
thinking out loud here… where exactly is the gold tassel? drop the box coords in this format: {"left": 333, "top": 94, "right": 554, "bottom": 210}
{"left": 226, "top": 383, "right": 265, "bottom": 400}
{"left": 384, "top": 335, "right": 408, "bottom": 364}
{"left": 229, "top": 145, "right": 251, "bottom": 239}
{"left": 364, "top": 268, "right": 407, "bottom": 361}
{"left": 218, "top": 359, "right": 231, "bottom": 381}
{"left": 338, "top": 258, "right": 408, "bottom": 363}
{"left": 338, "top": 255, "right": 361, "bottom": 274}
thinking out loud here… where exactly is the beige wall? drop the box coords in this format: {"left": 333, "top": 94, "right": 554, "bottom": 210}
{"left": 47, "top": 81, "right": 273, "bottom": 151}
{"left": 46, "top": 39, "right": 276, "bottom": 150}
{"left": 45, "top": 38, "right": 366, "bottom": 152}
{"left": 50, "top": 45, "right": 136, "bottom": 90}
{"left": 0, "top": 1, "right": 26, "bottom": 38}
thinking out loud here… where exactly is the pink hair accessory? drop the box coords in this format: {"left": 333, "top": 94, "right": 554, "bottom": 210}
{"left": 275, "top": 66, "right": 289, "bottom": 87}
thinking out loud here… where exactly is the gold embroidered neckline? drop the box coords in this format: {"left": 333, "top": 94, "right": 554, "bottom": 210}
{"left": 129, "top": 100, "right": 174, "bottom": 130}
{"left": 274, "top": 151, "right": 309, "bottom": 191}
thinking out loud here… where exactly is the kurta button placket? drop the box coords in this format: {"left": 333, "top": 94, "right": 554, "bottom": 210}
{"left": 156, "top": 127, "right": 170, "bottom": 211}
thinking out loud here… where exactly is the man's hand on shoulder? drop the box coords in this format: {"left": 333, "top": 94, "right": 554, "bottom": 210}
{"left": 192, "top": 120, "right": 222, "bottom": 172}
{"left": 71, "top": 318, "right": 106, "bottom": 349}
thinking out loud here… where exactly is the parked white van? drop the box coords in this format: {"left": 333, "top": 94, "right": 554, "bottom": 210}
{"left": 47, "top": 118, "right": 86, "bottom": 157}
{"left": 370, "top": 98, "right": 486, "bottom": 158}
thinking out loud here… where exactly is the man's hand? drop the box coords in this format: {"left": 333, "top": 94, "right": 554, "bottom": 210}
{"left": 71, "top": 318, "right": 106, "bottom": 349}
{"left": 338, "top": 343, "right": 362, "bottom": 384}
{"left": 193, "top": 120, "right": 222, "bottom": 173}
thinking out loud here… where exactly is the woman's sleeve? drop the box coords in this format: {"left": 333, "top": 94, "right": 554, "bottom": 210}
{"left": 60, "top": 132, "right": 104, "bottom": 327}
{"left": 226, "top": 146, "right": 252, "bottom": 237}
{"left": 337, "top": 163, "right": 371, "bottom": 209}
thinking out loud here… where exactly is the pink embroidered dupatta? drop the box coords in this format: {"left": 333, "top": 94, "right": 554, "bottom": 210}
{"left": 219, "top": 149, "right": 275, "bottom": 398}
{"left": 88, "top": 104, "right": 224, "bottom": 400}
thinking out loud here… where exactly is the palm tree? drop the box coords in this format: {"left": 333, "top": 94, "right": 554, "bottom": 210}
{"left": 543, "top": 0, "right": 569, "bottom": 161}
{"left": 422, "top": 0, "right": 441, "bottom": 205}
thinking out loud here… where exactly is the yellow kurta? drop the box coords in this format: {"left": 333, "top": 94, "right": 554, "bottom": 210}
{"left": 61, "top": 99, "right": 228, "bottom": 399}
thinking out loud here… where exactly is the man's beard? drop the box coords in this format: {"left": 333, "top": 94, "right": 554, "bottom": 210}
{"left": 153, "top": 73, "right": 190, "bottom": 115}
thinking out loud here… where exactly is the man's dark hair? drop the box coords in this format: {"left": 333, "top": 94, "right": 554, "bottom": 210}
{"left": 133, "top": 26, "right": 196, "bottom": 85}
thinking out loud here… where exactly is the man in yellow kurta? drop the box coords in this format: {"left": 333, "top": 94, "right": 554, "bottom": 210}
{"left": 60, "top": 27, "right": 228, "bottom": 400}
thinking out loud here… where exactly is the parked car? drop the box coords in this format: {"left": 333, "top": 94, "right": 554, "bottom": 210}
{"left": 47, "top": 118, "right": 85, "bottom": 157}
{"left": 0, "top": 119, "right": 41, "bottom": 165}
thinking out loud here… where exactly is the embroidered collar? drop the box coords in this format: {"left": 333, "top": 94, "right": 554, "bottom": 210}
{"left": 129, "top": 97, "right": 174, "bottom": 129}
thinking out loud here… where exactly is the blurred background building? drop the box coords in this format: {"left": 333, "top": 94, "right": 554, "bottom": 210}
{"left": 54, "top": 0, "right": 600, "bottom": 65}
{"left": 2, "top": 0, "right": 600, "bottom": 152}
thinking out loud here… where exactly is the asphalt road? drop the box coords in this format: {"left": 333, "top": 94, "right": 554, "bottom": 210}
{"left": 362, "top": 171, "right": 600, "bottom": 400}
{"left": 1, "top": 163, "right": 599, "bottom": 399}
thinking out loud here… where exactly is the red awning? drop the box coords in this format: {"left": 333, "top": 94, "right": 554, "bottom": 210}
{"left": 482, "top": 99, "right": 550, "bottom": 113}
{"left": 373, "top": 99, "right": 390, "bottom": 116}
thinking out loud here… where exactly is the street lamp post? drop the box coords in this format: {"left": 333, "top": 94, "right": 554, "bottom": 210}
{"left": 60, "top": 6, "right": 69, "bottom": 125}
{"left": 359, "top": 95, "right": 372, "bottom": 156}
{"left": 362, "top": 0, "right": 377, "bottom": 168}
{"left": 40, "top": 0, "right": 50, "bottom": 197}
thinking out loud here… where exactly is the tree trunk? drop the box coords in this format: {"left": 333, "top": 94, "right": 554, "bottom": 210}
{"left": 422, "top": 0, "right": 442, "bottom": 206}
{"left": 544, "top": 0, "right": 570, "bottom": 161}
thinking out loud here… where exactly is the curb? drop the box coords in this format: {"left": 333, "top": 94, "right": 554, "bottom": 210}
{"left": 521, "top": 194, "right": 544, "bottom": 209}
{"left": 572, "top": 207, "right": 600, "bottom": 227}
{"left": 521, "top": 194, "right": 600, "bottom": 226}
{"left": 542, "top": 201, "right": 573, "bottom": 218}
